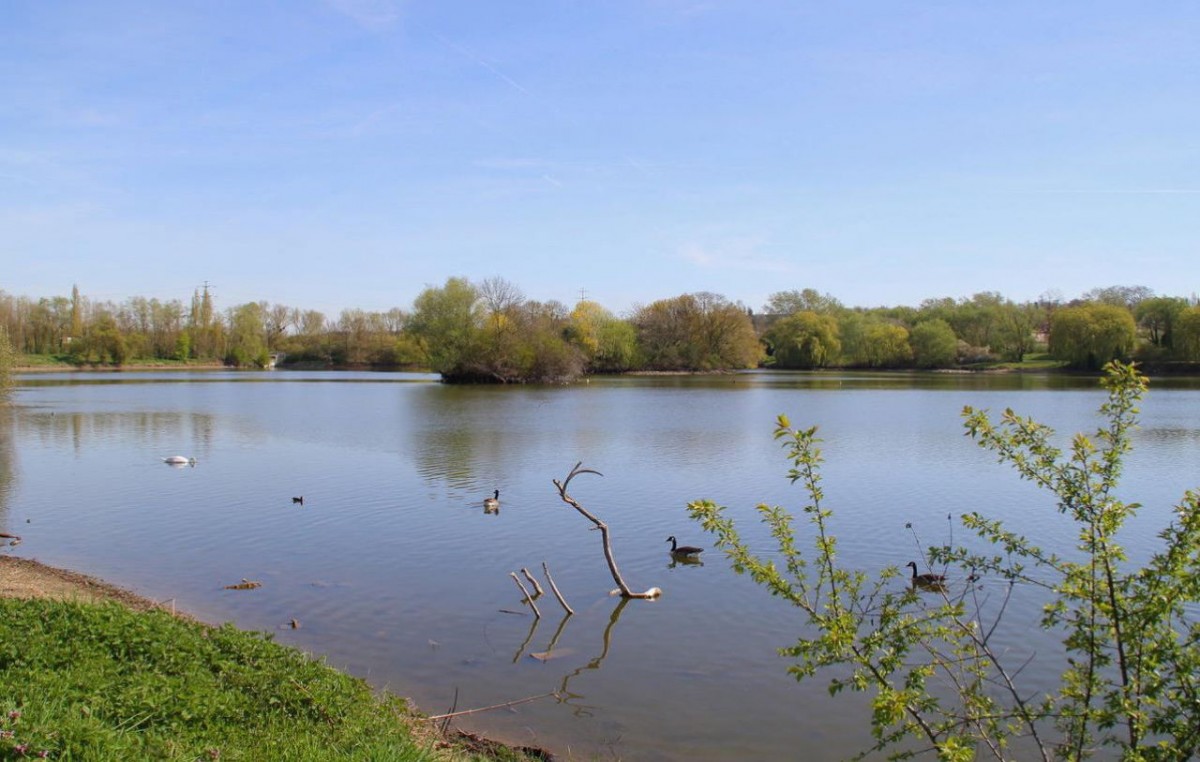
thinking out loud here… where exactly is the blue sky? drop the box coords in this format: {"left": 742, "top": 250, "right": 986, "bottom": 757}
{"left": 2, "top": 1, "right": 1198, "bottom": 319}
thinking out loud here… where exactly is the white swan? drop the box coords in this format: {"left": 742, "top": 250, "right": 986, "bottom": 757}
{"left": 162, "top": 455, "right": 196, "bottom": 466}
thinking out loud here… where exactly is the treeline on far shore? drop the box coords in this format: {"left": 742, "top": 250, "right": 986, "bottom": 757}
{"left": 3, "top": 281, "right": 1200, "bottom": 383}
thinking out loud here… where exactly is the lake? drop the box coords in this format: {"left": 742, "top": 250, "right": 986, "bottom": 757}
{"left": 4, "top": 369, "right": 1200, "bottom": 760}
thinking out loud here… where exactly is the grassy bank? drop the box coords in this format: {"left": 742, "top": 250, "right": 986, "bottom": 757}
{"left": 15, "top": 354, "right": 228, "bottom": 371}
{"left": 0, "top": 598, "right": 537, "bottom": 761}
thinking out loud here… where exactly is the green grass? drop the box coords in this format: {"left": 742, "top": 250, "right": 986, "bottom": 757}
{"left": 0, "top": 599, "right": 523, "bottom": 761}
{"left": 14, "top": 354, "right": 75, "bottom": 369}
{"left": 15, "top": 354, "right": 227, "bottom": 370}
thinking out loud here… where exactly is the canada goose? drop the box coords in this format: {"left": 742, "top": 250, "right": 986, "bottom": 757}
{"left": 906, "top": 561, "right": 946, "bottom": 587}
{"left": 667, "top": 535, "right": 703, "bottom": 557}
{"left": 292, "top": 496, "right": 304, "bottom": 505}
{"left": 162, "top": 455, "right": 195, "bottom": 466}
{"left": 484, "top": 490, "right": 500, "bottom": 512}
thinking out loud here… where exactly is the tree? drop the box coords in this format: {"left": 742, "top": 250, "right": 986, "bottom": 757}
{"left": 509, "top": 300, "right": 583, "bottom": 383}
{"left": 70, "top": 311, "right": 127, "bottom": 365}
{"left": 990, "top": 302, "right": 1036, "bottom": 362}
{"left": 1083, "top": 284, "right": 1154, "bottom": 311}
{"left": 1135, "top": 296, "right": 1186, "bottom": 349}
{"left": 762, "top": 289, "right": 843, "bottom": 316}
{"left": 633, "top": 292, "right": 761, "bottom": 371}
{"left": 226, "top": 302, "right": 269, "bottom": 367}
{"left": 909, "top": 319, "right": 958, "bottom": 368}
{"left": 406, "top": 277, "right": 483, "bottom": 377}
{"left": 0, "top": 326, "right": 14, "bottom": 403}
{"left": 764, "top": 311, "right": 841, "bottom": 369}
{"left": 1173, "top": 305, "right": 1200, "bottom": 361}
{"left": 689, "top": 362, "right": 1200, "bottom": 759}
{"left": 567, "top": 301, "right": 637, "bottom": 373}
{"left": 477, "top": 277, "right": 526, "bottom": 378}
{"left": 1049, "top": 303, "right": 1137, "bottom": 369}
{"left": 839, "top": 313, "right": 912, "bottom": 368}
{"left": 264, "top": 303, "right": 296, "bottom": 350}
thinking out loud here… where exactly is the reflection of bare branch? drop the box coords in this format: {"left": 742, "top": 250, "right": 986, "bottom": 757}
{"left": 553, "top": 463, "right": 661, "bottom": 599}
{"left": 542, "top": 562, "right": 574, "bottom": 615}
{"left": 529, "top": 612, "right": 574, "bottom": 662}
{"left": 511, "top": 572, "right": 542, "bottom": 619}
{"left": 513, "top": 614, "right": 539, "bottom": 663}
{"left": 556, "top": 596, "right": 631, "bottom": 717}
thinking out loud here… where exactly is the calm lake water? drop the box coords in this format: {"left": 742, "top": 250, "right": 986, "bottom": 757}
{"left": 3, "top": 369, "right": 1200, "bottom": 760}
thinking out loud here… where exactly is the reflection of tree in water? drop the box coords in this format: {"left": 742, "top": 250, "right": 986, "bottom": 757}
{"left": 512, "top": 597, "right": 632, "bottom": 719}
{"left": 407, "top": 388, "right": 480, "bottom": 489}
{"left": 0, "top": 409, "right": 15, "bottom": 526}
{"left": 21, "top": 410, "right": 218, "bottom": 458}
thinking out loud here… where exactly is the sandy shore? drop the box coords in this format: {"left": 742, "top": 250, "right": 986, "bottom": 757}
{"left": 0, "top": 555, "right": 181, "bottom": 614}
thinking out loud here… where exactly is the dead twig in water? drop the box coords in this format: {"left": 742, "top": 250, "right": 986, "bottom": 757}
{"left": 427, "top": 691, "right": 559, "bottom": 721}
{"left": 440, "top": 688, "right": 459, "bottom": 735}
{"left": 553, "top": 462, "right": 661, "bottom": 599}
{"left": 542, "top": 561, "right": 574, "bottom": 615}
{"left": 510, "top": 572, "right": 542, "bottom": 619}
{"left": 521, "top": 567, "right": 545, "bottom": 596}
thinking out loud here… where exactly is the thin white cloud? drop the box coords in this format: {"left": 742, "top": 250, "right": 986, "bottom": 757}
{"left": 426, "top": 30, "right": 533, "bottom": 97}
{"left": 1025, "top": 188, "right": 1200, "bottom": 195}
{"left": 677, "top": 237, "right": 794, "bottom": 273}
{"left": 325, "top": 0, "right": 402, "bottom": 30}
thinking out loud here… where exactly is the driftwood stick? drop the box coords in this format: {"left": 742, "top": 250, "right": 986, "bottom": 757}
{"left": 553, "top": 462, "right": 661, "bottom": 599}
{"left": 426, "top": 691, "right": 558, "bottom": 721}
{"left": 542, "top": 561, "right": 574, "bottom": 615}
{"left": 520, "top": 567, "right": 544, "bottom": 597}
{"left": 510, "top": 572, "right": 542, "bottom": 619}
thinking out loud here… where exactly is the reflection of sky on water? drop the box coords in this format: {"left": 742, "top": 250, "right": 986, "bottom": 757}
{"left": 5, "top": 370, "right": 1200, "bottom": 760}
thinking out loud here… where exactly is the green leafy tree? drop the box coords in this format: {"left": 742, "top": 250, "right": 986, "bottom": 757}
{"left": 690, "top": 362, "right": 1200, "bottom": 760}
{"left": 0, "top": 325, "right": 14, "bottom": 403}
{"left": 763, "top": 288, "right": 843, "bottom": 316}
{"left": 567, "top": 301, "right": 638, "bottom": 373}
{"left": 508, "top": 300, "right": 583, "bottom": 383}
{"left": 1135, "top": 296, "right": 1186, "bottom": 349}
{"left": 839, "top": 313, "right": 912, "bottom": 368}
{"left": 764, "top": 311, "right": 841, "bottom": 369}
{"left": 70, "top": 312, "right": 127, "bottom": 365}
{"left": 909, "top": 318, "right": 958, "bottom": 368}
{"left": 633, "top": 292, "right": 761, "bottom": 371}
{"left": 406, "top": 277, "right": 483, "bottom": 376}
{"left": 1049, "top": 303, "right": 1137, "bottom": 369}
{"left": 226, "top": 302, "right": 269, "bottom": 367}
{"left": 1173, "top": 305, "right": 1200, "bottom": 362}
{"left": 990, "top": 302, "right": 1036, "bottom": 362}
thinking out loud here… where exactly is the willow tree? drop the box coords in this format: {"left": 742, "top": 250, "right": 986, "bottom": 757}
{"left": 567, "top": 301, "right": 638, "bottom": 373}
{"left": 406, "top": 277, "right": 483, "bottom": 377}
{"left": 1049, "top": 303, "right": 1136, "bottom": 369}
{"left": 764, "top": 310, "right": 841, "bottom": 369}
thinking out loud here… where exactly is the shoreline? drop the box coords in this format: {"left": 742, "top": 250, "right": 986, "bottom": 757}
{"left": 0, "top": 555, "right": 554, "bottom": 761}
{"left": 0, "top": 555, "right": 177, "bottom": 613}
